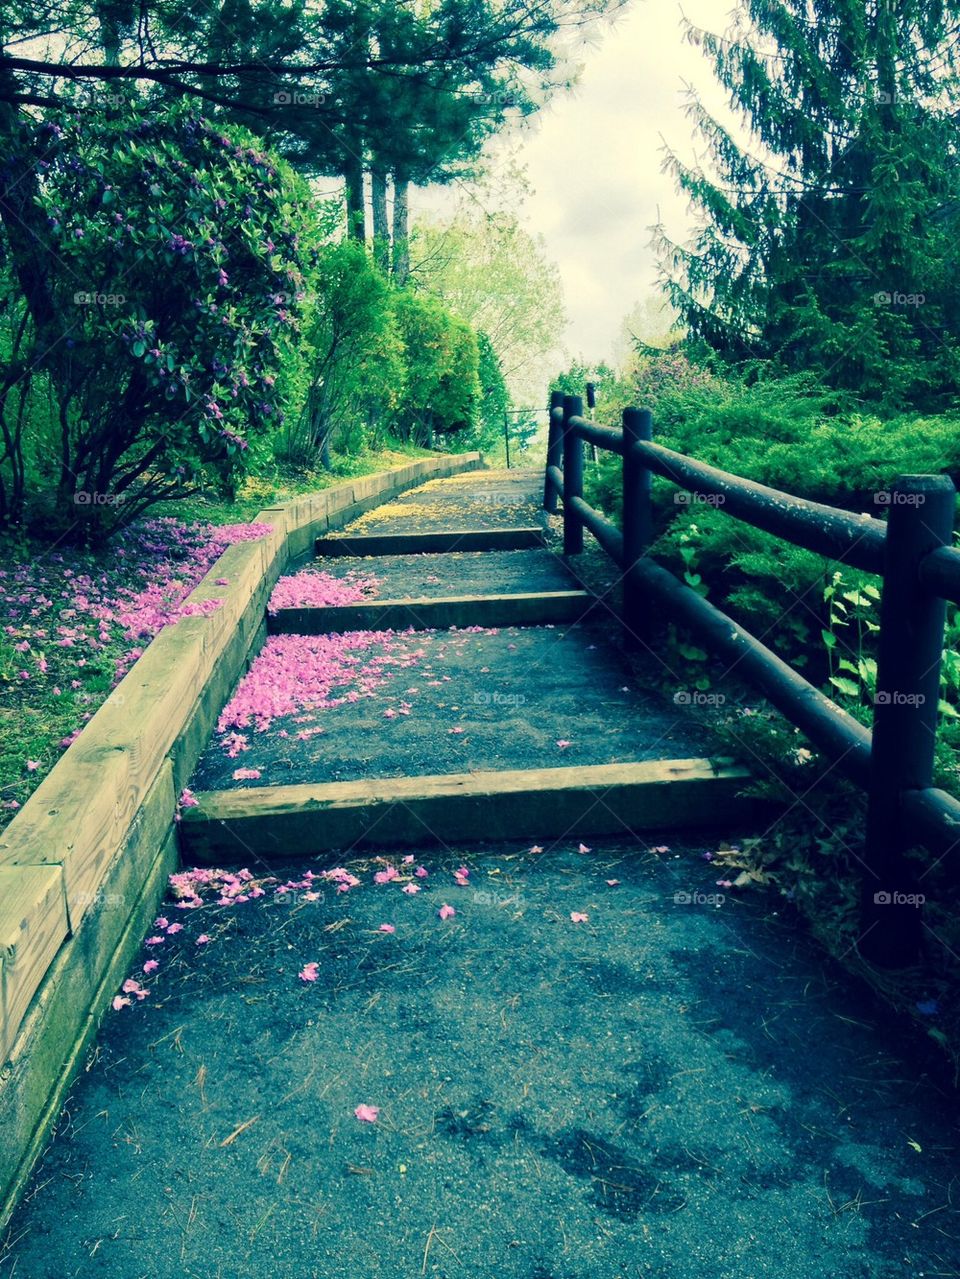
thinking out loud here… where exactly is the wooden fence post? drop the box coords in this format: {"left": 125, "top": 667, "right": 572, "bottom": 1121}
{"left": 859, "top": 473, "right": 956, "bottom": 967}
{"left": 622, "top": 407, "right": 653, "bottom": 642}
{"left": 544, "top": 390, "right": 564, "bottom": 512}
{"left": 562, "top": 394, "right": 584, "bottom": 555}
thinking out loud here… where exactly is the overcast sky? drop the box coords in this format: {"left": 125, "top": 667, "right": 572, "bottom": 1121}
{"left": 420, "top": 0, "right": 740, "bottom": 369}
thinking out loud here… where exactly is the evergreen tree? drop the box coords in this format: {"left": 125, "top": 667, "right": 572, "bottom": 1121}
{"left": 658, "top": 0, "right": 960, "bottom": 408}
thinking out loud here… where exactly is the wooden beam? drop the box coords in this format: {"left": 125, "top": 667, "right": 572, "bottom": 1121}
{"left": 267, "top": 590, "right": 593, "bottom": 634}
{"left": 314, "top": 528, "right": 545, "bottom": 557}
{"left": 179, "top": 758, "right": 757, "bottom": 862}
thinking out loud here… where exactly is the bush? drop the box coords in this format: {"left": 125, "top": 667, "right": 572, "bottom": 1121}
{"left": 11, "top": 103, "right": 317, "bottom": 541}
{"left": 390, "top": 291, "right": 479, "bottom": 445}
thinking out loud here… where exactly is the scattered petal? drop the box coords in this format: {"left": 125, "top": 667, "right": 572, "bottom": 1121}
{"left": 529, "top": 845, "right": 544, "bottom": 855}
{"left": 143, "top": 959, "right": 159, "bottom": 973}
{"left": 438, "top": 904, "right": 456, "bottom": 920}
{"left": 377, "top": 923, "right": 396, "bottom": 934}
{"left": 605, "top": 879, "right": 620, "bottom": 886}
{"left": 299, "top": 961, "right": 320, "bottom": 981}
{"left": 232, "top": 767, "right": 262, "bottom": 781}
{"left": 354, "top": 1104, "right": 379, "bottom": 1123}
{"left": 196, "top": 933, "right": 211, "bottom": 945}
{"left": 577, "top": 843, "right": 591, "bottom": 855}
{"left": 570, "top": 912, "right": 589, "bottom": 923}
{"left": 556, "top": 739, "right": 572, "bottom": 749}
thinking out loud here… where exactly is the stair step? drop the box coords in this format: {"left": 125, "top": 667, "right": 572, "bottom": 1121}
{"left": 179, "top": 759, "right": 757, "bottom": 862}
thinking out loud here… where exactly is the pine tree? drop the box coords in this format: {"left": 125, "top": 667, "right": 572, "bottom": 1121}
{"left": 658, "top": 0, "right": 960, "bottom": 408}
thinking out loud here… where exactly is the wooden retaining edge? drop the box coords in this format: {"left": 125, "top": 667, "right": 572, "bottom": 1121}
{"left": 0, "top": 452, "right": 481, "bottom": 1225}
{"left": 267, "top": 589, "right": 594, "bottom": 634}
{"left": 314, "top": 527, "right": 545, "bottom": 556}
{"left": 179, "top": 759, "right": 757, "bottom": 862}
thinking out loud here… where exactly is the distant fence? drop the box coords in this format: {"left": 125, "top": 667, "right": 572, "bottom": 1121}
{"left": 544, "top": 389, "right": 960, "bottom": 967}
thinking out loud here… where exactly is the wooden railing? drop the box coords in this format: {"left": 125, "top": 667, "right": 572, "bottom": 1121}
{"left": 544, "top": 389, "right": 960, "bottom": 968}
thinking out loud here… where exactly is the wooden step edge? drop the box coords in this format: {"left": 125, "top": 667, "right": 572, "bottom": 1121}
{"left": 266, "top": 590, "right": 594, "bottom": 634}
{"left": 178, "top": 758, "right": 760, "bottom": 862}
{"left": 314, "top": 527, "right": 546, "bottom": 557}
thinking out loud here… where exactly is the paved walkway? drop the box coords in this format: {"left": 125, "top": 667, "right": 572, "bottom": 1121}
{"left": 2, "top": 469, "right": 959, "bottom": 1278}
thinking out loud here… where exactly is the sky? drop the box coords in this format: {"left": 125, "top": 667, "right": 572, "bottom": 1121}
{"left": 419, "top": 0, "right": 740, "bottom": 370}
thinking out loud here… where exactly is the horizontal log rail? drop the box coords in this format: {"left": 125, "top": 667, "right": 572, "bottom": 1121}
{"left": 543, "top": 388, "right": 960, "bottom": 968}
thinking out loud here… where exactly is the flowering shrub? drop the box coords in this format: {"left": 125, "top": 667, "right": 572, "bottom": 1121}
{"left": 30, "top": 103, "right": 317, "bottom": 540}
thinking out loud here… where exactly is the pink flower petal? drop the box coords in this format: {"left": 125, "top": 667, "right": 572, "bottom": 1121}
{"left": 401, "top": 883, "right": 420, "bottom": 894}
{"left": 378, "top": 923, "right": 396, "bottom": 933}
{"left": 577, "top": 843, "right": 591, "bottom": 854}
{"left": 438, "top": 904, "right": 456, "bottom": 920}
{"left": 112, "top": 995, "right": 131, "bottom": 1010}
{"left": 570, "top": 912, "right": 589, "bottom": 923}
{"left": 196, "top": 933, "right": 211, "bottom": 945}
{"left": 299, "top": 961, "right": 320, "bottom": 981}
{"left": 556, "top": 739, "right": 572, "bottom": 749}
{"left": 529, "top": 845, "right": 544, "bottom": 855}
{"left": 354, "top": 1104, "right": 379, "bottom": 1123}
{"left": 605, "top": 879, "right": 620, "bottom": 887}
{"left": 143, "top": 959, "right": 160, "bottom": 973}
{"left": 145, "top": 935, "right": 165, "bottom": 946}
{"left": 414, "top": 866, "right": 428, "bottom": 878}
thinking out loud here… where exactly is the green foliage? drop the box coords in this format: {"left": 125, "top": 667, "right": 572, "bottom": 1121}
{"left": 411, "top": 210, "right": 566, "bottom": 397}
{"left": 22, "top": 103, "right": 317, "bottom": 539}
{"left": 390, "top": 291, "right": 480, "bottom": 444}
{"left": 284, "top": 236, "right": 402, "bottom": 466}
{"left": 660, "top": 0, "right": 960, "bottom": 409}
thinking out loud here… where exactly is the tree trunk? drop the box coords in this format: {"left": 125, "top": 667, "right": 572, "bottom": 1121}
{"left": 371, "top": 166, "right": 390, "bottom": 273}
{"left": 344, "top": 152, "right": 366, "bottom": 242}
{"left": 392, "top": 174, "right": 410, "bottom": 285}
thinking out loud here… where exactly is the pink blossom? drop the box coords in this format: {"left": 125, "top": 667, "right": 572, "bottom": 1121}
{"left": 179, "top": 788, "right": 199, "bottom": 808}
{"left": 25, "top": 759, "right": 40, "bottom": 772}
{"left": 145, "top": 935, "right": 165, "bottom": 946}
{"left": 401, "top": 883, "right": 420, "bottom": 895}
{"left": 374, "top": 865, "right": 399, "bottom": 884}
{"left": 196, "top": 933, "right": 211, "bottom": 945}
{"left": 299, "top": 961, "right": 320, "bottom": 981}
{"left": 378, "top": 923, "right": 396, "bottom": 933}
{"left": 402, "top": 854, "right": 415, "bottom": 864}
{"left": 438, "top": 904, "right": 456, "bottom": 920}
{"left": 268, "top": 568, "right": 381, "bottom": 614}
{"left": 166, "top": 922, "right": 183, "bottom": 934}
{"left": 605, "top": 879, "right": 620, "bottom": 887}
{"left": 577, "top": 843, "right": 591, "bottom": 855}
{"left": 143, "top": 959, "right": 159, "bottom": 973}
{"left": 651, "top": 845, "right": 671, "bottom": 854}
{"left": 112, "top": 995, "right": 131, "bottom": 1010}
{"left": 232, "top": 767, "right": 262, "bottom": 780}
{"left": 570, "top": 912, "right": 589, "bottom": 924}
{"left": 414, "top": 866, "right": 428, "bottom": 878}
{"left": 154, "top": 916, "right": 169, "bottom": 929}
{"left": 354, "top": 1104, "right": 379, "bottom": 1123}
{"left": 529, "top": 845, "right": 544, "bottom": 855}
{"left": 556, "top": 739, "right": 572, "bottom": 749}
{"left": 448, "top": 726, "right": 464, "bottom": 734}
